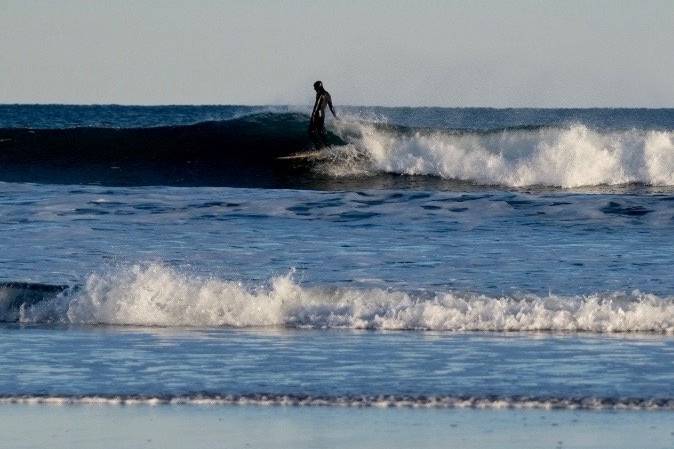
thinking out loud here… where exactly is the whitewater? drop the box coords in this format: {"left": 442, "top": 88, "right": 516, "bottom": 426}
{"left": 327, "top": 121, "right": 674, "bottom": 188}
{"left": 6, "top": 263, "right": 674, "bottom": 333}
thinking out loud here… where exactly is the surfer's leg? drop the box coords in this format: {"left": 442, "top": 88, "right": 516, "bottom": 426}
{"left": 310, "top": 115, "right": 326, "bottom": 149}
{"left": 310, "top": 132, "right": 321, "bottom": 150}
{"left": 317, "top": 115, "right": 327, "bottom": 147}
{"left": 309, "top": 127, "right": 322, "bottom": 150}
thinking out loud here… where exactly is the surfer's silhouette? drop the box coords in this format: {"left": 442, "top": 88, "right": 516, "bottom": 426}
{"left": 309, "top": 81, "right": 337, "bottom": 149}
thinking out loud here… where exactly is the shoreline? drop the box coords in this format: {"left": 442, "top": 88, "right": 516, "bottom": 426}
{"left": 3, "top": 404, "right": 674, "bottom": 449}
{"left": 2, "top": 393, "right": 674, "bottom": 411}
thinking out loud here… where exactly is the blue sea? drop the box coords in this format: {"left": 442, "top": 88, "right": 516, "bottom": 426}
{"left": 1, "top": 105, "right": 674, "bottom": 447}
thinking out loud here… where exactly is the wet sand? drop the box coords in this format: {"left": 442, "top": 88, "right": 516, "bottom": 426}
{"left": 2, "top": 404, "right": 674, "bottom": 449}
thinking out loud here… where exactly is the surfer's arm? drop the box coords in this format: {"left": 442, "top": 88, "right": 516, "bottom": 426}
{"left": 328, "top": 95, "right": 337, "bottom": 119}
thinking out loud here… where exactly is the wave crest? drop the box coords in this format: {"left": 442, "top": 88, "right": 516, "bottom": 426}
{"left": 7, "top": 264, "right": 674, "bottom": 332}
{"left": 323, "top": 121, "right": 674, "bottom": 188}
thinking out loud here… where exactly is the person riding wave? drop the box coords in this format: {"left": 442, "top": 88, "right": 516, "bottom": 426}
{"left": 309, "top": 81, "right": 337, "bottom": 148}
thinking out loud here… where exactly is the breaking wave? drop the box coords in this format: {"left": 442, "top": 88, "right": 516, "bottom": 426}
{"left": 5, "top": 264, "right": 674, "bottom": 332}
{"left": 3, "top": 393, "right": 674, "bottom": 410}
{"left": 324, "top": 119, "right": 674, "bottom": 188}
{"left": 1, "top": 112, "right": 672, "bottom": 188}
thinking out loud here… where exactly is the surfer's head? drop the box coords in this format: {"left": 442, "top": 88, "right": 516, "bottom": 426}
{"left": 313, "top": 81, "right": 323, "bottom": 92}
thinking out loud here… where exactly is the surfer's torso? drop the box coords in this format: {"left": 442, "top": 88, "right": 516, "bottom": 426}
{"left": 314, "top": 91, "right": 331, "bottom": 118}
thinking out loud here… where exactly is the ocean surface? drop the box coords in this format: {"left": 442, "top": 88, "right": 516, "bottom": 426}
{"left": 1, "top": 105, "right": 674, "bottom": 429}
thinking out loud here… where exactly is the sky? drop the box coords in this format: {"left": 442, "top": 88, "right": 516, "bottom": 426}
{"left": 1, "top": 0, "right": 672, "bottom": 107}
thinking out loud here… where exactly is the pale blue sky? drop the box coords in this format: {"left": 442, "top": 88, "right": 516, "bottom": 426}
{"left": 1, "top": 0, "right": 672, "bottom": 106}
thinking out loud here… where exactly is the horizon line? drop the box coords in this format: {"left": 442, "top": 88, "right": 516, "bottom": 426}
{"left": 1, "top": 103, "right": 673, "bottom": 110}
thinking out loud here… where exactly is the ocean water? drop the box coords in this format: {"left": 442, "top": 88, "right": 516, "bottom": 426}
{"left": 1, "top": 106, "right": 674, "bottom": 446}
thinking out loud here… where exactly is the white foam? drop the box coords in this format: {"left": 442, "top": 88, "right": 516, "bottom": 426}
{"left": 13, "top": 264, "right": 674, "bottom": 333}
{"left": 324, "top": 121, "right": 674, "bottom": 188}
{"left": 1, "top": 394, "right": 673, "bottom": 410}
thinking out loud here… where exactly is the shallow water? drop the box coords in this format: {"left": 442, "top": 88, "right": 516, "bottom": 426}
{"left": 3, "top": 405, "right": 674, "bottom": 449}
{"left": 2, "top": 326, "right": 674, "bottom": 405}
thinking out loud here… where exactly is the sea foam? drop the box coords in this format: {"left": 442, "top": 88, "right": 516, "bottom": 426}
{"left": 9, "top": 264, "right": 674, "bottom": 332}
{"left": 2, "top": 393, "right": 673, "bottom": 410}
{"left": 324, "top": 121, "right": 674, "bottom": 188}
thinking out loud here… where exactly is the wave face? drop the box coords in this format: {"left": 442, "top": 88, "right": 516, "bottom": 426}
{"left": 7, "top": 264, "right": 674, "bottom": 332}
{"left": 0, "top": 112, "right": 326, "bottom": 163}
{"left": 0, "top": 113, "right": 343, "bottom": 187}
{"left": 1, "top": 111, "right": 672, "bottom": 188}
{"left": 324, "top": 120, "right": 674, "bottom": 188}
{"left": 2, "top": 393, "right": 674, "bottom": 410}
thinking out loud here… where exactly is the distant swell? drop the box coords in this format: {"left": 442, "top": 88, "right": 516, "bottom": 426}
{"left": 3, "top": 393, "right": 674, "bottom": 410}
{"left": 1, "top": 112, "right": 672, "bottom": 188}
{"left": 5, "top": 264, "right": 674, "bottom": 333}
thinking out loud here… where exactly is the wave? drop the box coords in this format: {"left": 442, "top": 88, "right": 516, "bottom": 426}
{"left": 323, "top": 119, "right": 674, "bottom": 188}
{"left": 0, "top": 113, "right": 344, "bottom": 187}
{"left": 2, "top": 393, "right": 674, "bottom": 410}
{"left": 0, "top": 112, "right": 331, "bottom": 161}
{"left": 1, "top": 112, "right": 672, "bottom": 188}
{"left": 5, "top": 264, "right": 674, "bottom": 332}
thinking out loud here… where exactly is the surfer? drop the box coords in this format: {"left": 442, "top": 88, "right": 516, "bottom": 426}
{"left": 309, "top": 81, "right": 337, "bottom": 148}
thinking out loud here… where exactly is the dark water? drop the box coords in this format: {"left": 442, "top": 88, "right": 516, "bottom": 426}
{"left": 2, "top": 104, "right": 673, "bottom": 130}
